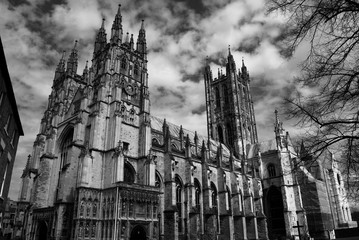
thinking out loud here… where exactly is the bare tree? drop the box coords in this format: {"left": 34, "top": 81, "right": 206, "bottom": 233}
{"left": 267, "top": 0, "right": 359, "bottom": 199}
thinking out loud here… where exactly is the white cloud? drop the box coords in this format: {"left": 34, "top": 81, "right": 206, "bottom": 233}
{"left": 2, "top": 0, "right": 309, "bottom": 200}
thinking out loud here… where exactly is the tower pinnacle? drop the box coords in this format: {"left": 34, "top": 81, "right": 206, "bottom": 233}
{"left": 136, "top": 20, "right": 147, "bottom": 55}
{"left": 111, "top": 4, "right": 123, "bottom": 45}
{"left": 94, "top": 18, "right": 107, "bottom": 55}
{"left": 66, "top": 40, "right": 79, "bottom": 76}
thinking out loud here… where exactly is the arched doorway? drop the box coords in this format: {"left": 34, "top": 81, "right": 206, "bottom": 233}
{"left": 130, "top": 225, "right": 146, "bottom": 240}
{"left": 265, "top": 186, "right": 286, "bottom": 239}
{"left": 37, "top": 220, "right": 48, "bottom": 240}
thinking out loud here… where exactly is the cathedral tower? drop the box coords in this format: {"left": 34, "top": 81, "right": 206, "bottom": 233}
{"left": 204, "top": 47, "right": 258, "bottom": 157}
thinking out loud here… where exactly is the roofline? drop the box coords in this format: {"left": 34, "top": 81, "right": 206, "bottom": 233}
{"left": 0, "top": 36, "right": 24, "bottom": 135}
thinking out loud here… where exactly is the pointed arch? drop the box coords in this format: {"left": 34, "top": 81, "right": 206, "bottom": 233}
{"left": 155, "top": 171, "right": 162, "bottom": 188}
{"left": 124, "top": 162, "right": 135, "bottom": 183}
{"left": 210, "top": 182, "right": 218, "bottom": 209}
{"left": 194, "top": 178, "right": 201, "bottom": 209}
{"left": 59, "top": 126, "right": 74, "bottom": 169}
{"left": 175, "top": 175, "right": 183, "bottom": 233}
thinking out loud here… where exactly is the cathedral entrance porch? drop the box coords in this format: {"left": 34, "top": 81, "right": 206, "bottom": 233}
{"left": 265, "top": 186, "right": 286, "bottom": 239}
{"left": 130, "top": 225, "right": 147, "bottom": 240}
{"left": 36, "top": 220, "right": 48, "bottom": 240}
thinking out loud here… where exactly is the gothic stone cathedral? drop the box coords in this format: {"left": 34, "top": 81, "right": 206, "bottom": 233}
{"left": 19, "top": 5, "right": 356, "bottom": 240}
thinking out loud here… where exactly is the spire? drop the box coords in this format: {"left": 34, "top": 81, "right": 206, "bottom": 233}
{"left": 111, "top": 4, "right": 123, "bottom": 45}
{"left": 130, "top": 34, "right": 134, "bottom": 49}
{"left": 83, "top": 60, "right": 89, "bottom": 82}
{"left": 274, "top": 109, "right": 287, "bottom": 149}
{"left": 136, "top": 20, "right": 147, "bottom": 55}
{"left": 66, "top": 40, "right": 79, "bottom": 76}
{"left": 94, "top": 18, "right": 107, "bottom": 55}
{"left": 125, "top": 32, "right": 130, "bottom": 43}
{"left": 241, "top": 57, "right": 247, "bottom": 74}
{"left": 226, "top": 44, "right": 236, "bottom": 74}
{"left": 55, "top": 51, "right": 66, "bottom": 79}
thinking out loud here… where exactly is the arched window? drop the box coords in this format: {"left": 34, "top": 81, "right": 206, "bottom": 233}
{"left": 60, "top": 128, "right": 74, "bottom": 169}
{"left": 215, "top": 87, "right": 221, "bottom": 109}
{"left": 218, "top": 125, "right": 224, "bottom": 144}
{"left": 210, "top": 182, "right": 217, "bottom": 209}
{"left": 194, "top": 179, "right": 201, "bottom": 209}
{"left": 226, "top": 185, "right": 231, "bottom": 211}
{"left": 175, "top": 176, "right": 183, "bottom": 233}
{"left": 121, "top": 57, "right": 127, "bottom": 69}
{"left": 267, "top": 164, "right": 276, "bottom": 177}
{"left": 124, "top": 163, "right": 135, "bottom": 183}
{"left": 223, "top": 85, "right": 229, "bottom": 105}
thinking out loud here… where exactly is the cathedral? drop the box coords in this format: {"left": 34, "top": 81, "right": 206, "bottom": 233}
{"left": 18, "top": 5, "right": 356, "bottom": 240}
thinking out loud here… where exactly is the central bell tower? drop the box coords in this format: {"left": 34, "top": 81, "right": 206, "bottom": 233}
{"left": 204, "top": 47, "right": 258, "bottom": 157}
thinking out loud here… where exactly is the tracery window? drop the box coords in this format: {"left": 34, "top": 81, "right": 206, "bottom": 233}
{"left": 267, "top": 164, "right": 276, "bottom": 177}
{"left": 60, "top": 128, "right": 74, "bottom": 169}
{"left": 176, "top": 176, "right": 183, "bottom": 233}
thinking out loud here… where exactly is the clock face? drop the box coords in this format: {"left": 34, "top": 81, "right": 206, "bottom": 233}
{"left": 125, "top": 84, "right": 135, "bottom": 95}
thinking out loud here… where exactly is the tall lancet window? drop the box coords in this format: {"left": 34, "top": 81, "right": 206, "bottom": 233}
{"left": 175, "top": 176, "right": 183, "bottom": 233}
{"left": 194, "top": 179, "right": 201, "bottom": 209}
{"left": 226, "top": 185, "right": 231, "bottom": 211}
{"left": 223, "top": 85, "right": 229, "bottom": 105}
{"left": 215, "top": 87, "right": 221, "bottom": 109}
{"left": 60, "top": 128, "right": 74, "bottom": 169}
{"left": 218, "top": 125, "right": 224, "bottom": 144}
{"left": 210, "top": 182, "right": 217, "bottom": 209}
{"left": 227, "top": 123, "right": 234, "bottom": 146}
{"left": 124, "top": 163, "right": 135, "bottom": 183}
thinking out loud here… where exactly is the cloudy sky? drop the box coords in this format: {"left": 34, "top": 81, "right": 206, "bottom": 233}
{"left": 1, "top": 0, "right": 308, "bottom": 200}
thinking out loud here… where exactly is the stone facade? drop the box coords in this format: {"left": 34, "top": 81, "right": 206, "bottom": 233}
{"left": 18, "top": 5, "right": 356, "bottom": 240}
